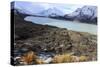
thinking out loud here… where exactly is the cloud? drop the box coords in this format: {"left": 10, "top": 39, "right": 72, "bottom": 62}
{"left": 14, "top": 1, "right": 83, "bottom": 14}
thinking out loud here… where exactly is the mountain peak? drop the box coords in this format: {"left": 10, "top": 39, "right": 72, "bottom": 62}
{"left": 38, "top": 7, "right": 64, "bottom": 17}
{"left": 64, "top": 6, "right": 97, "bottom": 24}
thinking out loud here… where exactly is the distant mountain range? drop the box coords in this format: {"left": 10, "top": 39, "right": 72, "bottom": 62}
{"left": 11, "top": 2, "right": 97, "bottom": 24}
{"left": 11, "top": 2, "right": 65, "bottom": 16}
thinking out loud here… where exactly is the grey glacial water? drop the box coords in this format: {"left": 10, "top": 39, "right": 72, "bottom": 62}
{"left": 24, "top": 16, "right": 97, "bottom": 35}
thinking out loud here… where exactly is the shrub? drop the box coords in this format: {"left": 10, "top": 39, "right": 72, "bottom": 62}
{"left": 79, "top": 56, "right": 88, "bottom": 62}
{"left": 35, "top": 59, "right": 45, "bottom": 64}
{"left": 19, "top": 51, "right": 37, "bottom": 64}
{"left": 52, "top": 53, "right": 79, "bottom": 63}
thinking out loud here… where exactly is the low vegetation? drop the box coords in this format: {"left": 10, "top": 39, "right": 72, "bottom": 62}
{"left": 16, "top": 51, "right": 89, "bottom": 65}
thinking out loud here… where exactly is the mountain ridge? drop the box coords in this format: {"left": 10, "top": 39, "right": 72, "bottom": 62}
{"left": 64, "top": 6, "right": 97, "bottom": 24}
{"left": 11, "top": 1, "right": 97, "bottom": 24}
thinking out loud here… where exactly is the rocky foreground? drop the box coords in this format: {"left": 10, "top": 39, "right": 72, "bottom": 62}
{"left": 12, "top": 14, "right": 97, "bottom": 65}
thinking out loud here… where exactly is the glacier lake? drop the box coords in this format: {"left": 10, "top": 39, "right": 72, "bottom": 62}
{"left": 24, "top": 16, "right": 97, "bottom": 35}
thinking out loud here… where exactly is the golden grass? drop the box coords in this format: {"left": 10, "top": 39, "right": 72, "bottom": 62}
{"left": 19, "top": 51, "right": 89, "bottom": 64}
{"left": 19, "top": 51, "right": 46, "bottom": 64}
{"left": 19, "top": 51, "right": 37, "bottom": 64}
{"left": 52, "top": 54, "right": 78, "bottom": 63}
{"left": 79, "top": 56, "right": 88, "bottom": 62}
{"left": 52, "top": 53, "right": 88, "bottom": 63}
{"left": 35, "top": 59, "right": 45, "bottom": 64}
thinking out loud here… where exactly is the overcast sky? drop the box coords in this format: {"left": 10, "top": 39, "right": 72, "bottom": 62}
{"left": 14, "top": 1, "right": 84, "bottom": 14}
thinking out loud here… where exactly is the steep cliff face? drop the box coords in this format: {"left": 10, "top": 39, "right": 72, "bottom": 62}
{"left": 64, "top": 6, "right": 97, "bottom": 24}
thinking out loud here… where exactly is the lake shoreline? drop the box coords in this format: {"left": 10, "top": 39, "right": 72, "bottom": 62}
{"left": 24, "top": 16, "right": 97, "bottom": 35}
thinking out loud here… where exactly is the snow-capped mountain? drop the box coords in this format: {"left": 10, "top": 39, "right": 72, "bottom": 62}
{"left": 12, "top": 1, "right": 65, "bottom": 17}
{"left": 64, "top": 6, "right": 97, "bottom": 24}
{"left": 11, "top": 1, "right": 76, "bottom": 17}
{"left": 37, "top": 7, "right": 65, "bottom": 17}
{"left": 11, "top": 1, "right": 97, "bottom": 24}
